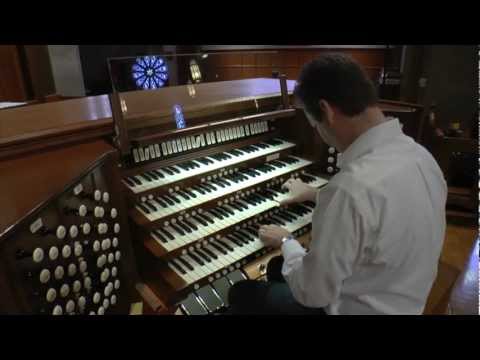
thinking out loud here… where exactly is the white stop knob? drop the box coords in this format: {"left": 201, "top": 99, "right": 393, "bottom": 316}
{"left": 114, "top": 223, "right": 120, "bottom": 234}
{"left": 327, "top": 166, "right": 334, "bottom": 173}
{"left": 49, "top": 246, "right": 59, "bottom": 261}
{"left": 101, "top": 238, "right": 111, "bottom": 251}
{"left": 102, "top": 192, "right": 110, "bottom": 203}
{"left": 114, "top": 279, "right": 120, "bottom": 290}
{"left": 52, "top": 305, "right": 63, "bottom": 315}
{"left": 110, "top": 295, "right": 117, "bottom": 305}
{"left": 98, "top": 223, "right": 108, "bottom": 235}
{"left": 74, "top": 244, "right": 83, "bottom": 257}
{"left": 73, "top": 280, "right": 82, "bottom": 293}
{"left": 84, "top": 277, "right": 92, "bottom": 290}
{"left": 62, "top": 245, "right": 71, "bottom": 259}
{"left": 93, "top": 292, "right": 101, "bottom": 304}
{"left": 46, "top": 288, "right": 57, "bottom": 303}
{"left": 97, "top": 254, "right": 107, "bottom": 268}
{"left": 108, "top": 253, "right": 114, "bottom": 264}
{"left": 78, "top": 296, "right": 86, "bottom": 309}
{"left": 93, "top": 240, "right": 101, "bottom": 252}
{"left": 33, "top": 248, "right": 44, "bottom": 263}
{"left": 115, "top": 251, "right": 121, "bottom": 261}
{"left": 328, "top": 147, "right": 335, "bottom": 154}
{"left": 103, "top": 298, "right": 110, "bottom": 309}
{"left": 100, "top": 270, "right": 108, "bottom": 283}
{"left": 66, "top": 300, "right": 75, "bottom": 313}
{"left": 79, "top": 260, "right": 87, "bottom": 273}
{"left": 111, "top": 267, "right": 118, "bottom": 278}
{"left": 94, "top": 190, "right": 102, "bottom": 201}
{"left": 60, "top": 284, "right": 70, "bottom": 298}
{"left": 327, "top": 156, "right": 335, "bottom": 163}
{"left": 89, "top": 311, "right": 96, "bottom": 315}
{"left": 111, "top": 208, "right": 118, "bottom": 219}
{"left": 78, "top": 205, "right": 87, "bottom": 217}
{"left": 82, "top": 223, "right": 91, "bottom": 235}
{"left": 39, "top": 269, "right": 50, "bottom": 284}
{"left": 97, "top": 306, "right": 105, "bottom": 315}
{"left": 56, "top": 225, "right": 66, "bottom": 240}
{"left": 104, "top": 285, "right": 112, "bottom": 297}
{"left": 112, "top": 237, "right": 119, "bottom": 248}
{"left": 69, "top": 225, "right": 79, "bottom": 238}
{"left": 94, "top": 207, "right": 104, "bottom": 218}
{"left": 68, "top": 263, "right": 77, "bottom": 277}
{"left": 54, "top": 266, "right": 64, "bottom": 280}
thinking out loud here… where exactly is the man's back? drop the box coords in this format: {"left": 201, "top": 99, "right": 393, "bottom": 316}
{"left": 322, "top": 118, "right": 447, "bottom": 314}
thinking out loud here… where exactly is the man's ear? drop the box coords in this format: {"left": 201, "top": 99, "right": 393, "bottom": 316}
{"left": 318, "top": 100, "right": 334, "bottom": 126}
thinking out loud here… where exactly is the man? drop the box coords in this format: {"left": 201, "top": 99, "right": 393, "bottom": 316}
{"left": 228, "top": 53, "right": 447, "bottom": 315}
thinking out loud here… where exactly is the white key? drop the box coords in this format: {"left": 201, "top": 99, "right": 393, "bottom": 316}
{"left": 133, "top": 148, "right": 140, "bottom": 163}
{"left": 149, "top": 145, "right": 156, "bottom": 159}
{"left": 166, "top": 141, "right": 173, "bottom": 154}
{"left": 154, "top": 144, "right": 161, "bottom": 158}
{"left": 168, "top": 260, "right": 195, "bottom": 284}
{"left": 204, "top": 244, "right": 231, "bottom": 267}
{"left": 161, "top": 143, "right": 168, "bottom": 155}
{"left": 144, "top": 147, "right": 150, "bottom": 161}
{"left": 206, "top": 133, "right": 212, "bottom": 145}
{"left": 179, "top": 255, "right": 205, "bottom": 281}
{"left": 186, "top": 252, "right": 214, "bottom": 277}
{"left": 200, "top": 134, "right": 206, "bottom": 147}
{"left": 171, "top": 140, "right": 178, "bottom": 153}
{"left": 139, "top": 148, "right": 145, "bottom": 162}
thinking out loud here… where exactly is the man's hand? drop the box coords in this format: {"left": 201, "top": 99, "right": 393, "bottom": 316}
{"left": 259, "top": 225, "right": 292, "bottom": 249}
{"left": 279, "top": 177, "right": 317, "bottom": 206}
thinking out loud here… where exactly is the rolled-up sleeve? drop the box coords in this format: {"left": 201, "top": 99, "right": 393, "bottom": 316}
{"left": 281, "top": 186, "right": 365, "bottom": 308}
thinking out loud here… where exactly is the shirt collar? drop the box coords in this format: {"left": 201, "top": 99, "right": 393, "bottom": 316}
{"left": 339, "top": 117, "right": 402, "bottom": 167}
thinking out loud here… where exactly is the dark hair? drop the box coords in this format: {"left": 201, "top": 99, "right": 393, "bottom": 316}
{"left": 294, "top": 53, "right": 378, "bottom": 119}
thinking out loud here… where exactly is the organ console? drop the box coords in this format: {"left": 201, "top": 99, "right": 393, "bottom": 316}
{"left": 108, "top": 77, "right": 331, "bottom": 314}
{"left": 0, "top": 73, "right": 423, "bottom": 315}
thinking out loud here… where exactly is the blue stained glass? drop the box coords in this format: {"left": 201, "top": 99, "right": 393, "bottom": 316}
{"left": 173, "top": 104, "right": 186, "bottom": 129}
{"left": 131, "top": 55, "right": 168, "bottom": 90}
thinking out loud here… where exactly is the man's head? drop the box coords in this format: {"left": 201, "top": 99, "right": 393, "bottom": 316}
{"left": 294, "top": 53, "right": 381, "bottom": 151}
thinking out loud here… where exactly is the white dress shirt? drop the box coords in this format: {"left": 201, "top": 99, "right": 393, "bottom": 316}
{"left": 281, "top": 118, "right": 447, "bottom": 314}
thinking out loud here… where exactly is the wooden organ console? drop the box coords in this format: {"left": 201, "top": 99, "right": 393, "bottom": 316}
{"left": 0, "top": 98, "right": 140, "bottom": 315}
{"left": 0, "top": 76, "right": 423, "bottom": 315}
{"left": 110, "top": 77, "right": 331, "bottom": 314}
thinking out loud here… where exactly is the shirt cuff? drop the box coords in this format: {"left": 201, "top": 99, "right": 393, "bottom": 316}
{"left": 281, "top": 238, "right": 306, "bottom": 261}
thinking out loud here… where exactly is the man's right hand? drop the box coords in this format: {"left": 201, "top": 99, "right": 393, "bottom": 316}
{"left": 279, "top": 177, "right": 317, "bottom": 206}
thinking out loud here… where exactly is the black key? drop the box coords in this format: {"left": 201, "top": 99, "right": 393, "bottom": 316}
{"left": 152, "top": 169, "right": 165, "bottom": 178}
{"left": 233, "top": 201, "right": 248, "bottom": 210}
{"left": 203, "top": 183, "right": 217, "bottom": 191}
{"left": 192, "top": 215, "right": 208, "bottom": 227}
{"left": 192, "top": 185, "right": 205, "bottom": 195}
{"left": 185, "top": 189, "right": 197, "bottom": 198}
{"left": 160, "top": 228, "right": 175, "bottom": 240}
{"left": 219, "top": 205, "right": 234, "bottom": 216}
{"left": 230, "top": 233, "right": 248, "bottom": 245}
{"left": 215, "top": 207, "right": 230, "bottom": 217}
{"left": 228, "top": 202, "right": 243, "bottom": 212}
{"left": 178, "top": 257, "right": 194, "bottom": 271}
{"left": 169, "top": 166, "right": 181, "bottom": 174}
{"left": 165, "top": 194, "right": 181, "bottom": 204}
{"left": 125, "top": 177, "right": 135, "bottom": 187}
{"left": 141, "top": 173, "right": 153, "bottom": 182}
{"left": 170, "top": 260, "right": 186, "bottom": 274}
{"left": 162, "top": 167, "right": 174, "bottom": 176}
{"left": 202, "top": 247, "right": 218, "bottom": 260}
{"left": 226, "top": 234, "right": 243, "bottom": 247}
{"left": 145, "top": 201, "right": 157, "bottom": 211}
{"left": 238, "top": 230, "right": 254, "bottom": 242}
{"left": 177, "top": 191, "right": 190, "bottom": 200}
{"left": 277, "top": 212, "right": 295, "bottom": 222}
{"left": 184, "top": 219, "right": 198, "bottom": 231}
{"left": 155, "top": 197, "right": 168, "bottom": 208}
{"left": 213, "top": 180, "right": 225, "bottom": 188}
{"left": 269, "top": 217, "right": 285, "bottom": 226}
{"left": 153, "top": 230, "right": 168, "bottom": 243}
{"left": 217, "top": 239, "right": 234, "bottom": 252}
{"left": 171, "top": 223, "right": 185, "bottom": 236}
{"left": 197, "top": 184, "right": 211, "bottom": 193}
{"left": 188, "top": 253, "right": 205, "bottom": 266}
{"left": 210, "top": 242, "right": 227, "bottom": 255}
{"left": 209, "top": 209, "right": 224, "bottom": 219}
{"left": 199, "top": 213, "right": 215, "bottom": 224}
{"left": 195, "top": 249, "right": 212, "bottom": 263}
{"left": 138, "top": 203, "right": 151, "bottom": 214}
{"left": 178, "top": 221, "right": 192, "bottom": 233}
{"left": 132, "top": 176, "right": 142, "bottom": 185}
{"left": 147, "top": 171, "right": 159, "bottom": 180}
{"left": 160, "top": 195, "right": 174, "bottom": 206}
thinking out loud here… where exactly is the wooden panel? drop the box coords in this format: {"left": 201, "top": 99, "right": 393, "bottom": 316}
{"left": 0, "top": 46, "right": 27, "bottom": 101}
{"left": 242, "top": 53, "right": 255, "bottom": 66}
{"left": 0, "top": 95, "right": 113, "bottom": 155}
{"left": 242, "top": 67, "right": 256, "bottom": 79}
{"left": 256, "top": 52, "right": 273, "bottom": 67}
{"left": 0, "top": 140, "right": 115, "bottom": 236}
{"left": 255, "top": 67, "right": 274, "bottom": 78}
{"left": 21, "top": 45, "right": 55, "bottom": 100}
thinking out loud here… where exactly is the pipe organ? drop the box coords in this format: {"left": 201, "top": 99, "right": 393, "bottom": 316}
{"left": 0, "top": 77, "right": 422, "bottom": 315}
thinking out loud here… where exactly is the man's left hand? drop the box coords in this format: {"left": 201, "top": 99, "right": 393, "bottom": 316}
{"left": 259, "top": 225, "right": 292, "bottom": 249}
